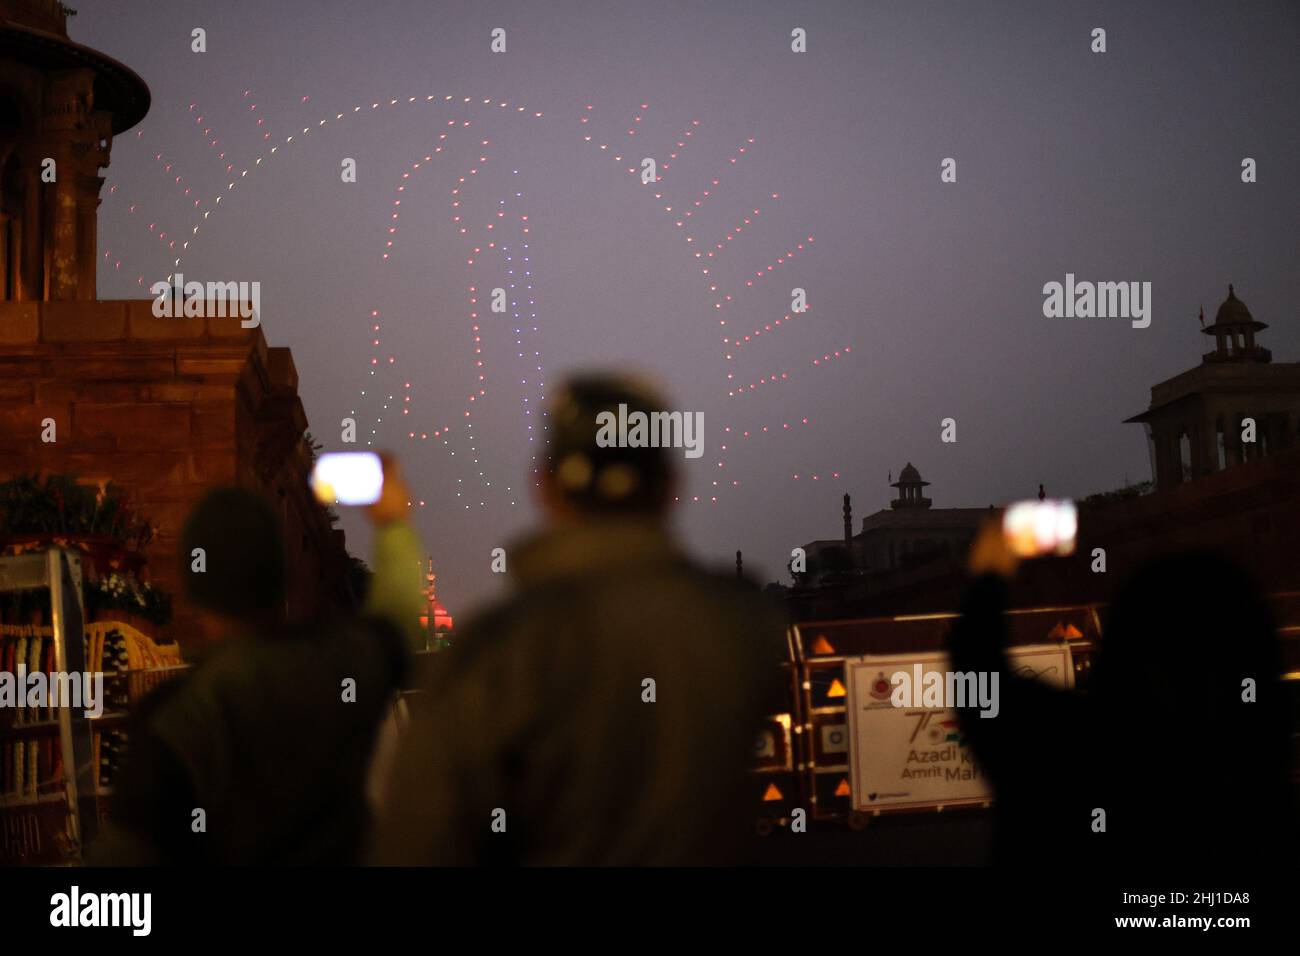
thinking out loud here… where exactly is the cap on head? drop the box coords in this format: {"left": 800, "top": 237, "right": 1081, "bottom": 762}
{"left": 544, "top": 373, "right": 675, "bottom": 515}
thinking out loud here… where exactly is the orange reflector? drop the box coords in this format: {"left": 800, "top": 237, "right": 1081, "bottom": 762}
{"left": 1048, "top": 621, "right": 1085, "bottom": 640}
{"left": 811, "top": 635, "right": 835, "bottom": 655}
{"left": 827, "top": 678, "right": 847, "bottom": 698}
{"left": 762, "top": 783, "right": 783, "bottom": 802}
{"left": 834, "top": 778, "right": 851, "bottom": 797}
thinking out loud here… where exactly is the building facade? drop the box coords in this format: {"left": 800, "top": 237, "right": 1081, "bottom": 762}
{"left": 0, "top": 0, "right": 149, "bottom": 301}
{"left": 1127, "top": 284, "right": 1300, "bottom": 491}
{"left": 799, "top": 463, "right": 986, "bottom": 586}
{"left": 0, "top": 1, "right": 355, "bottom": 648}
{"left": 854, "top": 463, "right": 987, "bottom": 571}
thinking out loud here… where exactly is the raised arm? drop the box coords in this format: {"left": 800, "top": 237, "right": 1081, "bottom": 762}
{"left": 362, "top": 455, "right": 427, "bottom": 652}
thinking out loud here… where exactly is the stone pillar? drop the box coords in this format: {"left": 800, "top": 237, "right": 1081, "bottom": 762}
{"left": 20, "top": 161, "right": 41, "bottom": 298}
{"left": 1198, "top": 415, "right": 1218, "bottom": 476}
{"left": 39, "top": 68, "right": 104, "bottom": 300}
{"left": 1158, "top": 428, "right": 1181, "bottom": 489}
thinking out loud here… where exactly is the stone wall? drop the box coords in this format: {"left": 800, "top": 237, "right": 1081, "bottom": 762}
{"left": 0, "top": 299, "right": 355, "bottom": 653}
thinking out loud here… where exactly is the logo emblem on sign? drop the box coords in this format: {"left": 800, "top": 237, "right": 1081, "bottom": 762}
{"left": 869, "top": 672, "right": 892, "bottom": 700}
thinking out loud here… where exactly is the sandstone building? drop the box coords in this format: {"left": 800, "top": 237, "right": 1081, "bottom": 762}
{"left": 1126, "top": 284, "right": 1300, "bottom": 490}
{"left": 0, "top": 1, "right": 353, "bottom": 649}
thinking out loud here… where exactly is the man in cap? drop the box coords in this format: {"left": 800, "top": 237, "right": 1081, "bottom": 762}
{"left": 373, "top": 373, "right": 786, "bottom": 865}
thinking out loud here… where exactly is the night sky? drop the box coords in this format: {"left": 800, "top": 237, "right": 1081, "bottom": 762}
{"left": 82, "top": 0, "right": 1300, "bottom": 612}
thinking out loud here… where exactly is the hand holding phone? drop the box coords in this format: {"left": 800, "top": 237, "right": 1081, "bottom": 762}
{"left": 310, "top": 451, "right": 412, "bottom": 526}
{"left": 365, "top": 454, "right": 412, "bottom": 526}
{"left": 311, "top": 452, "right": 385, "bottom": 506}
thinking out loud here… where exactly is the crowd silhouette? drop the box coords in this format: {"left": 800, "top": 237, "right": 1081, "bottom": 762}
{"left": 94, "top": 374, "right": 1297, "bottom": 868}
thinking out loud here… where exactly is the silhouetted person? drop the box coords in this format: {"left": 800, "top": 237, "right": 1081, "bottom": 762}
{"left": 92, "top": 458, "right": 425, "bottom": 865}
{"left": 372, "top": 373, "right": 786, "bottom": 865}
{"left": 950, "top": 523, "right": 1296, "bottom": 870}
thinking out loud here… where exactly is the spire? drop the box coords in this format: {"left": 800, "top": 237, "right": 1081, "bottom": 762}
{"left": 842, "top": 493, "right": 852, "bottom": 543}
{"left": 735, "top": 550, "right": 743, "bottom": 579}
{"left": 420, "top": 556, "right": 454, "bottom": 643}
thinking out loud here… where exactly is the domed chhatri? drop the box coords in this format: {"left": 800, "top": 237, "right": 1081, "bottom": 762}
{"left": 895, "top": 462, "right": 925, "bottom": 485}
{"left": 1209, "top": 283, "right": 1263, "bottom": 329}
{"left": 1202, "top": 284, "right": 1269, "bottom": 364}
{"left": 1128, "top": 280, "right": 1300, "bottom": 492}
{"left": 890, "top": 462, "right": 932, "bottom": 510}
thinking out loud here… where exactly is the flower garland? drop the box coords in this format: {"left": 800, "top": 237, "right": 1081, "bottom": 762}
{"left": 0, "top": 474, "right": 155, "bottom": 548}
{"left": 85, "top": 572, "right": 173, "bottom": 628}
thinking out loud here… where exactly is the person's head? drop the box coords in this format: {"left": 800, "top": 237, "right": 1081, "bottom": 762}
{"left": 180, "top": 486, "right": 286, "bottom": 640}
{"left": 1095, "top": 551, "right": 1280, "bottom": 708}
{"left": 1093, "top": 550, "right": 1292, "bottom": 817}
{"left": 538, "top": 373, "right": 676, "bottom": 523}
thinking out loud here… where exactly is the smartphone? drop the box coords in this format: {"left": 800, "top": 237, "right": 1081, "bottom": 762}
{"left": 310, "top": 452, "right": 384, "bottom": 506}
{"left": 1002, "top": 499, "right": 1077, "bottom": 558}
